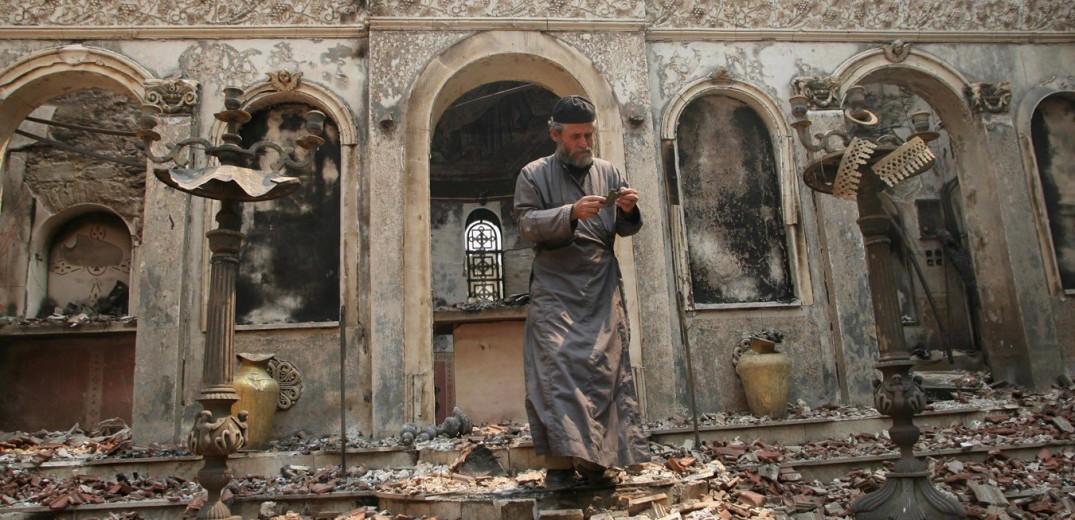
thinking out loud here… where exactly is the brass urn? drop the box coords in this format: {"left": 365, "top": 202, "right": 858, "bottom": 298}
{"left": 734, "top": 336, "right": 790, "bottom": 419}
{"left": 232, "top": 352, "right": 280, "bottom": 450}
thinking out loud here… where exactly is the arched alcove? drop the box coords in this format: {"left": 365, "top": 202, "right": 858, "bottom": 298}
{"left": 231, "top": 102, "right": 344, "bottom": 325}
{"left": 1028, "top": 93, "right": 1075, "bottom": 292}
{"left": 398, "top": 30, "right": 635, "bottom": 425}
{"left": 659, "top": 77, "right": 810, "bottom": 310}
{"left": 833, "top": 48, "right": 1032, "bottom": 384}
{"left": 0, "top": 45, "right": 150, "bottom": 433}
{"left": 45, "top": 211, "right": 132, "bottom": 315}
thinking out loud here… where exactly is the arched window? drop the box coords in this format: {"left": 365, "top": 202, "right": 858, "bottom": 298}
{"left": 464, "top": 209, "right": 504, "bottom": 301}
{"left": 675, "top": 94, "right": 794, "bottom": 305}
{"left": 1031, "top": 94, "right": 1075, "bottom": 292}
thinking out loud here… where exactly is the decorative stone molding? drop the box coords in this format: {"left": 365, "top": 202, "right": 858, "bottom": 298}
{"left": 143, "top": 79, "right": 198, "bottom": 115}
{"left": 882, "top": 40, "right": 911, "bottom": 63}
{"left": 267, "top": 358, "right": 304, "bottom": 410}
{"left": 370, "top": 0, "right": 642, "bottom": 19}
{"left": 266, "top": 70, "right": 302, "bottom": 93}
{"left": 966, "top": 82, "right": 1013, "bottom": 114}
{"left": 706, "top": 66, "right": 733, "bottom": 84}
{"left": 791, "top": 76, "right": 840, "bottom": 110}
{"left": 0, "top": 0, "right": 362, "bottom": 26}
{"left": 647, "top": 0, "right": 1075, "bottom": 32}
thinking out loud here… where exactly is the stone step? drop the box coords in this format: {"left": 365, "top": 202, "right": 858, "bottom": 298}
{"left": 3, "top": 439, "right": 1068, "bottom": 520}
{"left": 648, "top": 404, "right": 996, "bottom": 448}
{"left": 17, "top": 404, "right": 993, "bottom": 483}
{"left": 0, "top": 404, "right": 1010, "bottom": 519}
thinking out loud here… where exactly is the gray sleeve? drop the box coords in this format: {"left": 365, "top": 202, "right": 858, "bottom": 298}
{"left": 614, "top": 169, "right": 642, "bottom": 237}
{"left": 514, "top": 170, "right": 575, "bottom": 246}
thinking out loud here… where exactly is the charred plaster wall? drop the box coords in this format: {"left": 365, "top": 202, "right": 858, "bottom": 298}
{"left": 108, "top": 38, "right": 366, "bottom": 444}
{"left": 647, "top": 40, "right": 846, "bottom": 407}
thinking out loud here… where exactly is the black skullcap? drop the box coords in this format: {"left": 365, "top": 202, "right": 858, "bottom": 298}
{"left": 551, "top": 95, "right": 596, "bottom": 124}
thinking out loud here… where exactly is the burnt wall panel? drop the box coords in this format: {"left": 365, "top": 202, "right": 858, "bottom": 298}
{"left": 1031, "top": 95, "right": 1075, "bottom": 290}
{"left": 676, "top": 95, "right": 792, "bottom": 304}
{"left": 0, "top": 333, "right": 135, "bottom": 431}
{"left": 236, "top": 104, "right": 342, "bottom": 324}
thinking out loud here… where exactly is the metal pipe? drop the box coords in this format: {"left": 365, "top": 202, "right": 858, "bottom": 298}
{"left": 339, "top": 305, "right": 347, "bottom": 470}
{"left": 662, "top": 139, "right": 701, "bottom": 448}
{"left": 13, "top": 129, "right": 144, "bottom": 167}
{"left": 25, "top": 115, "right": 139, "bottom": 137}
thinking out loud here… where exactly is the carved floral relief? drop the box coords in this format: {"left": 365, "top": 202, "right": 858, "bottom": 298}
{"left": 966, "top": 82, "right": 1012, "bottom": 114}
{"left": 647, "top": 0, "right": 1074, "bottom": 32}
{"left": 0, "top": 0, "right": 361, "bottom": 26}
{"left": 369, "top": 0, "right": 642, "bottom": 19}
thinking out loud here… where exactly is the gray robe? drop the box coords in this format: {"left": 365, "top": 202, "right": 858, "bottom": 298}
{"left": 513, "top": 153, "right": 648, "bottom": 468}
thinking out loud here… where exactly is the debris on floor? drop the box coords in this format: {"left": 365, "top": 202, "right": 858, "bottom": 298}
{"left": 2, "top": 379, "right": 1074, "bottom": 518}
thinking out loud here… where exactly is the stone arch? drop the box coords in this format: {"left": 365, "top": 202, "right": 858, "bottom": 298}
{"left": 659, "top": 76, "right": 811, "bottom": 306}
{"left": 400, "top": 30, "right": 632, "bottom": 423}
{"left": 212, "top": 78, "right": 358, "bottom": 146}
{"left": 25, "top": 203, "right": 137, "bottom": 318}
{"left": 831, "top": 47, "right": 1038, "bottom": 386}
{"left": 0, "top": 46, "right": 152, "bottom": 317}
{"left": 832, "top": 48, "right": 975, "bottom": 133}
{"left": 0, "top": 45, "right": 153, "bottom": 160}
{"left": 1014, "top": 77, "right": 1075, "bottom": 294}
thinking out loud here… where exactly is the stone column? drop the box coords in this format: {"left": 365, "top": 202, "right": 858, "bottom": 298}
{"left": 132, "top": 110, "right": 195, "bottom": 445}
{"left": 970, "top": 90, "right": 1062, "bottom": 388}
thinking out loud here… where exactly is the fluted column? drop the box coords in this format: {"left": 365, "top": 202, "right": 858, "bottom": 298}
{"left": 850, "top": 167, "right": 964, "bottom": 520}
{"left": 188, "top": 199, "right": 246, "bottom": 520}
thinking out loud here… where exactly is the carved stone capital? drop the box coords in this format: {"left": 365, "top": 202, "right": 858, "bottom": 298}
{"left": 966, "top": 82, "right": 1012, "bottom": 114}
{"left": 882, "top": 40, "right": 911, "bottom": 63}
{"left": 267, "top": 70, "right": 303, "bottom": 92}
{"left": 791, "top": 76, "right": 840, "bottom": 109}
{"left": 267, "top": 357, "right": 305, "bottom": 410}
{"left": 143, "top": 79, "right": 199, "bottom": 115}
{"left": 187, "top": 409, "right": 247, "bottom": 457}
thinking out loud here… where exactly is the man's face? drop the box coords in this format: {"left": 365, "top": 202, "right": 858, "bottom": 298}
{"left": 551, "top": 121, "right": 595, "bottom": 168}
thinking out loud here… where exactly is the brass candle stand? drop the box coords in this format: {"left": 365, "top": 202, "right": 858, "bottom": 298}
{"left": 790, "top": 86, "right": 965, "bottom": 519}
{"left": 139, "top": 86, "right": 325, "bottom": 519}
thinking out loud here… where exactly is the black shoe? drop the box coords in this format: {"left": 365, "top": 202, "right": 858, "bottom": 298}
{"left": 543, "top": 468, "right": 576, "bottom": 490}
{"left": 578, "top": 467, "right": 618, "bottom": 488}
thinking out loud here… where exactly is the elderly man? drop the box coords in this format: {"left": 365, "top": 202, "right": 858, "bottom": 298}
{"left": 513, "top": 95, "right": 647, "bottom": 488}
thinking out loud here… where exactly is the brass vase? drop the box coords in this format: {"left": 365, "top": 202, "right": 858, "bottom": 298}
{"left": 231, "top": 353, "right": 280, "bottom": 450}
{"left": 735, "top": 337, "right": 790, "bottom": 419}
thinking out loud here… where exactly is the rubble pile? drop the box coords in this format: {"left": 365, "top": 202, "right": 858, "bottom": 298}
{"left": 0, "top": 419, "right": 188, "bottom": 467}
{"left": 0, "top": 308, "right": 136, "bottom": 331}
{"left": 0, "top": 467, "right": 200, "bottom": 511}
{"left": 1, "top": 386, "right": 1074, "bottom": 518}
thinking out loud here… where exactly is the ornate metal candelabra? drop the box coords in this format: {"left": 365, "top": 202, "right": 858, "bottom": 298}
{"left": 139, "top": 86, "right": 325, "bottom": 519}
{"left": 789, "top": 86, "right": 965, "bottom": 519}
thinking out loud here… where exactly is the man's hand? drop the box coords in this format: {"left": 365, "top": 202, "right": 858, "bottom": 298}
{"left": 571, "top": 195, "right": 607, "bottom": 220}
{"left": 615, "top": 187, "right": 639, "bottom": 214}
